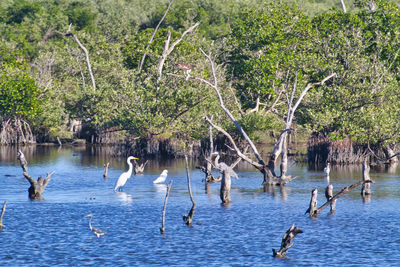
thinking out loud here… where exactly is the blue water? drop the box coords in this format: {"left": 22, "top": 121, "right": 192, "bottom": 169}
{"left": 0, "top": 146, "right": 400, "bottom": 266}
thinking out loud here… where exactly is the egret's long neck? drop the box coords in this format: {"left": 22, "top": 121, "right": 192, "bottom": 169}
{"left": 127, "top": 161, "right": 133, "bottom": 176}
{"left": 88, "top": 216, "right": 93, "bottom": 230}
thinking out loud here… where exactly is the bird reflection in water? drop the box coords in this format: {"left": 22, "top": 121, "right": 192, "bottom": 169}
{"left": 116, "top": 192, "right": 133, "bottom": 204}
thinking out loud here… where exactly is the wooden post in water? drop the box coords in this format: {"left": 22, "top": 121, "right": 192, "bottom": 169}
{"left": 103, "top": 162, "right": 110, "bottom": 178}
{"left": 305, "top": 188, "right": 318, "bottom": 218}
{"left": 0, "top": 201, "right": 6, "bottom": 230}
{"left": 325, "top": 184, "right": 336, "bottom": 213}
{"left": 272, "top": 224, "right": 303, "bottom": 258}
{"left": 160, "top": 180, "right": 173, "bottom": 234}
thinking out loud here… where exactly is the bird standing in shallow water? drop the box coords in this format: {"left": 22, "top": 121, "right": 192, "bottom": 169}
{"left": 114, "top": 156, "right": 139, "bottom": 191}
{"left": 153, "top": 170, "right": 168, "bottom": 184}
{"left": 324, "top": 162, "right": 331, "bottom": 176}
{"left": 85, "top": 214, "right": 106, "bottom": 238}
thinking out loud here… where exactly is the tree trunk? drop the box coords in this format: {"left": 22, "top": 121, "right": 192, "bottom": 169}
{"left": 325, "top": 184, "right": 336, "bottom": 213}
{"left": 220, "top": 169, "right": 231, "bottom": 204}
{"left": 361, "top": 158, "right": 371, "bottom": 196}
{"left": 306, "top": 188, "right": 318, "bottom": 218}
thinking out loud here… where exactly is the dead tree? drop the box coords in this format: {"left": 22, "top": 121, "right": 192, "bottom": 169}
{"left": 134, "top": 159, "right": 148, "bottom": 174}
{"left": 61, "top": 24, "right": 96, "bottom": 92}
{"left": 340, "top": 0, "right": 347, "bottom": 13}
{"left": 160, "top": 180, "right": 173, "bottom": 234}
{"left": 325, "top": 184, "right": 336, "bottom": 213}
{"left": 361, "top": 158, "right": 372, "bottom": 196}
{"left": 305, "top": 188, "right": 318, "bottom": 218}
{"left": 0, "top": 201, "right": 6, "bottom": 230}
{"left": 207, "top": 152, "right": 239, "bottom": 205}
{"left": 196, "top": 119, "right": 220, "bottom": 184}
{"left": 18, "top": 150, "right": 55, "bottom": 200}
{"left": 138, "top": 0, "right": 174, "bottom": 73}
{"left": 196, "top": 49, "right": 335, "bottom": 186}
{"left": 103, "top": 162, "right": 110, "bottom": 178}
{"left": 157, "top": 22, "right": 200, "bottom": 80}
{"left": 272, "top": 224, "right": 303, "bottom": 258}
{"left": 307, "top": 179, "right": 375, "bottom": 218}
{"left": 183, "top": 155, "right": 196, "bottom": 226}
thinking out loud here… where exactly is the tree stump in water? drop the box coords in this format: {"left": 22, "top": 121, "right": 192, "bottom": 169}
{"left": 103, "top": 162, "right": 110, "bottom": 178}
{"left": 220, "top": 169, "right": 231, "bottom": 205}
{"left": 18, "top": 150, "right": 54, "bottom": 200}
{"left": 305, "top": 188, "right": 318, "bottom": 217}
{"left": 0, "top": 201, "right": 6, "bottom": 230}
{"left": 325, "top": 184, "right": 336, "bottom": 213}
{"left": 272, "top": 224, "right": 303, "bottom": 258}
{"left": 361, "top": 159, "right": 371, "bottom": 196}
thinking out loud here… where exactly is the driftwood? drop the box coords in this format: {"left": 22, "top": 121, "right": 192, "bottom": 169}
{"left": 103, "top": 162, "right": 110, "bottom": 178}
{"left": 18, "top": 150, "right": 54, "bottom": 200}
{"left": 0, "top": 201, "right": 6, "bottom": 230}
{"left": 134, "top": 159, "right": 148, "bottom": 174}
{"left": 160, "top": 180, "right": 173, "bottom": 234}
{"left": 272, "top": 224, "right": 303, "bottom": 258}
{"left": 198, "top": 49, "right": 335, "bottom": 186}
{"left": 307, "top": 179, "right": 375, "bottom": 217}
{"left": 183, "top": 155, "right": 196, "bottom": 226}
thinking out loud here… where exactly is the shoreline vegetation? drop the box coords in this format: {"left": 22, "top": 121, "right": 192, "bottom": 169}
{"left": 0, "top": 0, "right": 399, "bottom": 165}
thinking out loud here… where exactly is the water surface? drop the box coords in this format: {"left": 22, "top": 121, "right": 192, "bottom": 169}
{"left": 0, "top": 146, "right": 399, "bottom": 266}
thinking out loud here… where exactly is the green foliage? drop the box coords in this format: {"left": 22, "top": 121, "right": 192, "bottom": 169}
{"left": 0, "top": 63, "right": 39, "bottom": 119}
{"left": 5, "top": 0, "right": 41, "bottom": 24}
{"left": 66, "top": 2, "right": 97, "bottom": 31}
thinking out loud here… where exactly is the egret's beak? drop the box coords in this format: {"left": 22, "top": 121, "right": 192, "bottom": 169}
{"left": 133, "top": 157, "right": 139, "bottom": 160}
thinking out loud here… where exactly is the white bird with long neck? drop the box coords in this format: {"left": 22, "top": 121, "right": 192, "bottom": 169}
{"left": 153, "top": 170, "right": 168, "bottom": 184}
{"left": 324, "top": 162, "right": 331, "bottom": 176}
{"left": 114, "top": 156, "right": 139, "bottom": 192}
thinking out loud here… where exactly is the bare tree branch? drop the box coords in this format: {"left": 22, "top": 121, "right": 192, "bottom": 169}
{"left": 200, "top": 49, "right": 265, "bottom": 166}
{"left": 157, "top": 22, "right": 200, "bottom": 79}
{"left": 139, "top": 0, "right": 174, "bottom": 73}
{"left": 64, "top": 25, "right": 96, "bottom": 91}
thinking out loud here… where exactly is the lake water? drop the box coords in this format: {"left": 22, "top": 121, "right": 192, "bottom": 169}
{"left": 0, "top": 145, "right": 399, "bottom": 266}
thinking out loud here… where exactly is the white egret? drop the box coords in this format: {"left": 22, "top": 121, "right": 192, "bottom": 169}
{"left": 324, "top": 162, "right": 331, "bottom": 176}
{"left": 153, "top": 170, "right": 168, "bottom": 184}
{"left": 85, "top": 214, "right": 106, "bottom": 238}
{"left": 114, "top": 156, "right": 139, "bottom": 192}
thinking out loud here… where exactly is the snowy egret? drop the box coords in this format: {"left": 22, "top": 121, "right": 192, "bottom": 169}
{"left": 85, "top": 214, "right": 106, "bottom": 238}
{"left": 324, "top": 163, "right": 331, "bottom": 176}
{"left": 114, "top": 156, "right": 138, "bottom": 191}
{"left": 153, "top": 170, "right": 168, "bottom": 184}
